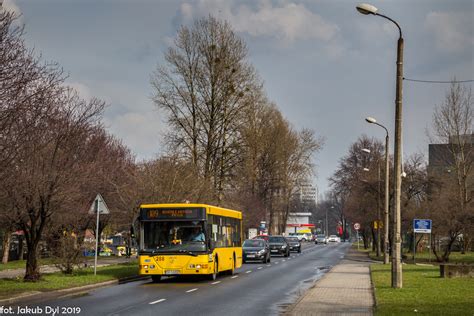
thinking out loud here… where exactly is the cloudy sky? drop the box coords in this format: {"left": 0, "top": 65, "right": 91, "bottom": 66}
{"left": 8, "top": 0, "right": 473, "bottom": 196}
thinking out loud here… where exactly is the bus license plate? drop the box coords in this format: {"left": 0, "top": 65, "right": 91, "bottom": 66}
{"left": 165, "top": 270, "right": 180, "bottom": 275}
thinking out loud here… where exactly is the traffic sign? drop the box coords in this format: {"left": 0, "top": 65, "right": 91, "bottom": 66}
{"left": 414, "top": 219, "right": 432, "bottom": 233}
{"left": 88, "top": 194, "right": 110, "bottom": 214}
{"left": 354, "top": 223, "right": 360, "bottom": 230}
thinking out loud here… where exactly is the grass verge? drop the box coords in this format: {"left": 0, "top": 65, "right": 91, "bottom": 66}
{"left": 0, "top": 262, "right": 138, "bottom": 299}
{"left": 0, "top": 259, "right": 56, "bottom": 272}
{"left": 352, "top": 243, "right": 474, "bottom": 264}
{"left": 371, "top": 263, "right": 474, "bottom": 315}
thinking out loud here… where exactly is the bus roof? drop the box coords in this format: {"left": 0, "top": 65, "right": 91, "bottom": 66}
{"left": 140, "top": 203, "right": 242, "bottom": 219}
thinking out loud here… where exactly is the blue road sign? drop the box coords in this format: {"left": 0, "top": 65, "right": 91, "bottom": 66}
{"left": 413, "top": 219, "right": 432, "bottom": 233}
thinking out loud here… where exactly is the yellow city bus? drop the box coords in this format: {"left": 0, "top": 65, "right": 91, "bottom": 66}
{"left": 138, "top": 203, "right": 242, "bottom": 282}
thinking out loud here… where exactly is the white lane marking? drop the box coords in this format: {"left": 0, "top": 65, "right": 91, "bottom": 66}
{"left": 231, "top": 275, "right": 238, "bottom": 279}
{"left": 149, "top": 299, "right": 166, "bottom": 305}
{"left": 282, "top": 259, "right": 286, "bottom": 262}
{"left": 292, "top": 256, "right": 296, "bottom": 258}
{"left": 246, "top": 270, "right": 252, "bottom": 274}
{"left": 266, "top": 264, "right": 271, "bottom": 267}
{"left": 275, "top": 262, "right": 279, "bottom": 264}
{"left": 211, "top": 281, "right": 221, "bottom": 285}
{"left": 257, "top": 267, "right": 263, "bottom": 270}
{"left": 186, "top": 288, "right": 198, "bottom": 293}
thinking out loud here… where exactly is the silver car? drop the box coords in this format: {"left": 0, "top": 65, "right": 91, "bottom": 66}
{"left": 315, "top": 235, "right": 327, "bottom": 244}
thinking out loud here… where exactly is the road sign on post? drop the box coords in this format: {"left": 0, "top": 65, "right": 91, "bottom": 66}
{"left": 413, "top": 219, "right": 431, "bottom": 233}
{"left": 353, "top": 223, "right": 361, "bottom": 250}
{"left": 413, "top": 219, "right": 432, "bottom": 264}
{"left": 89, "top": 194, "right": 110, "bottom": 275}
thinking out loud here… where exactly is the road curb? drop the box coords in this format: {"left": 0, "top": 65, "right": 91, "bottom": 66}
{"left": 0, "top": 275, "right": 149, "bottom": 306}
{"left": 283, "top": 261, "right": 337, "bottom": 315}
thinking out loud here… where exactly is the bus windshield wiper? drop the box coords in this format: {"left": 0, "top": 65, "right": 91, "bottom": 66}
{"left": 179, "top": 249, "right": 198, "bottom": 256}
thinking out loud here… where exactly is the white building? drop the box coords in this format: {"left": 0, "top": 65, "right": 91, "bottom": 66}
{"left": 285, "top": 212, "right": 315, "bottom": 235}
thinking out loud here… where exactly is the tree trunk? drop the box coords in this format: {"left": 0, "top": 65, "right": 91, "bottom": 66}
{"left": 2, "top": 232, "right": 10, "bottom": 264}
{"left": 371, "top": 228, "right": 376, "bottom": 251}
{"left": 24, "top": 241, "right": 40, "bottom": 281}
{"left": 18, "top": 235, "right": 24, "bottom": 260}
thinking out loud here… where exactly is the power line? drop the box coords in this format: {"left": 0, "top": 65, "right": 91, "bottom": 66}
{"left": 403, "top": 77, "right": 474, "bottom": 84}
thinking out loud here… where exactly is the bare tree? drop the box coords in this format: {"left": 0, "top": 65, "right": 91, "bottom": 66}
{"left": 428, "top": 82, "right": 473, "bottom": 261}
{"left": 151, "top": 15, "right": 260, "bottom": 201}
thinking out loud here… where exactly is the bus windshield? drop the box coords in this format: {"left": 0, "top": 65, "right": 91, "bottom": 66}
{"left": 143, "top": 221, "right": 207, "bottom": 253}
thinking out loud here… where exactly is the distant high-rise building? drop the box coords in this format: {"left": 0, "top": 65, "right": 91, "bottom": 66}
{"left": 428, "top": 134, "right": 473, "bottom": 176}
{"left": 296, "top": 179, "right": 318, "bottom": 206}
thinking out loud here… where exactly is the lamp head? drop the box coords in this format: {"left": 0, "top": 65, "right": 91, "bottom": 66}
{"left": 362, "top": 148, "right": 371, "bottom": 154}
{"left": 365, "top": 116, "right": 377, "bottom": 124}
{"left": 356, "top": 3, "right": 378, "bottom": 15}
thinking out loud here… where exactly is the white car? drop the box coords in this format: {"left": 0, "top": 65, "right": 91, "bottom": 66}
{"left": 328, "top": 235, "right": 341, "bottom": 242}
{"left": 288, "top": 232, "right": 312, "bottom": 242}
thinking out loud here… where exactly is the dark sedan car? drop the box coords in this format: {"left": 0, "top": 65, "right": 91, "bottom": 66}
{"left": 268, "top": 236, "right": 290, "bottom": 257}
{"left": 285, "top": 237, "right": 301, "bottom": 253}
{"left": 242, "top": 239, "right": 271, "bottom": 263}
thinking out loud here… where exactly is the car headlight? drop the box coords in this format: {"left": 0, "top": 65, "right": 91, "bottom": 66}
{"left": 281, "top": 245, "right": 287, "bottom": 249}
{"left": 257, "top": 249, "right": 265, "bottom": 255}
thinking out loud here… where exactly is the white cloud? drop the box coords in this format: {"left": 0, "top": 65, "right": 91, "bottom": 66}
{"left": 180, "top": 0, "right": 339, "bottom": 43}
{"left": 66, "top": 82, "right": 93, "bottom": 102}
{"left": 2, "top": 0, "right": 21, "bottom": 15}
{"left": 425, "top": 11, "right": 474, "bottom": 54}
{"left": 2, "top": 0, "right": 24, "bottom": 26}
{"left": 104, "top": 111, "right": 164, "bottom": 160}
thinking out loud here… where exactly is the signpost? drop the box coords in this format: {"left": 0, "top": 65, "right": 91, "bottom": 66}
{"left": 89, "top": 194, "right": 110, "bottom": 275}
{"left": 354, "top": 223, "right": 361, "bottom": 250}
{"left": 413, "top": 219, "right": 432, "bottom": 263}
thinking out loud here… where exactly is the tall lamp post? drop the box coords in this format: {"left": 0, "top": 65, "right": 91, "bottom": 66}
{"left": 361, "top": 150, "right": 381, "bottom": 258}
{"left": 366, "top": 117, "right": 390, "bottom": 264}
{"left": 357, "top": 3, "right": 404, "bottom": 288}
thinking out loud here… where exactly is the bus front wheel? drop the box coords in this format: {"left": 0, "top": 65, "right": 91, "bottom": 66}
{"left": 208, "top": 259, "right": 218, "bottom": 280}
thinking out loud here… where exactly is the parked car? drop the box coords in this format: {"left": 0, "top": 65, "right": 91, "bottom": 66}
{"left": 288, "top": 232, "right": 311, "bottom": 242}
{"left": 328, "top": 235, "right": 341, "bottom": 243}
{"left": 285, "top": 237, "right": 302, "bottom": 253}
{"left": 268, "top": 236, "right": 290, "bottom": 257}
{"left": 315, "top": 235, "right": 328, "bottom": 244}
{"left": 242, "top": 239, "right": 270, "bottom": 263}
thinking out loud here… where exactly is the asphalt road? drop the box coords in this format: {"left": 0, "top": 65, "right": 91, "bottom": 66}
{"left": 36, "top": 242, "right": 351, "bottom": 316}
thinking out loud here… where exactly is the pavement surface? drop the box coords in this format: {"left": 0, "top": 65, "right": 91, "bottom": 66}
{"left": 0, "top": 257, "right": 136, "bottom": 279}
{"left": 7, "top": 242, "right": 351, "bottom": 316}
{"left": 286, "top": 247, "right": 375, "bottom": 316}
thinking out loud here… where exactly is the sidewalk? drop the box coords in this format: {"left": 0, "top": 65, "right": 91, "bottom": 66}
{"left": 0, "top": 257, "right": 136, "bottom": 279}
{"left": 286, "top": 248, "right": 375, "bottom": 316}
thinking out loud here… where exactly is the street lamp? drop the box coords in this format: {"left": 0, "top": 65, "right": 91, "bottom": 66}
{"left": 357, "top": 3, "right": 404, "bottom": 288}
{"left": 362, "top": 149, "right": 381, "bottom": 258}
{"left": 365, "top": 117, "right": 390, "bottom": 265}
